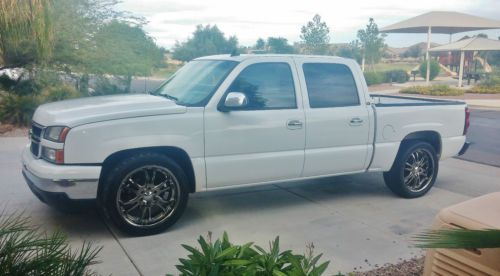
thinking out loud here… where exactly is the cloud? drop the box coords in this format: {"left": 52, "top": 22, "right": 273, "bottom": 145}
{"left": 119, "top": 0, "right": 500, "bottom": 48}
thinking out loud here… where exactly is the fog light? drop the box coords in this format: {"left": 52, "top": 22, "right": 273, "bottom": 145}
{"left": 42, "top": 147, "right": 64, "bottom": 164}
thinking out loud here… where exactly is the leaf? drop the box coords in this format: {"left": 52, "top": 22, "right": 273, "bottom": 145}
{"left": 272, "top": 268, "right": 288, "bottom": 276}
{"left": 311, "top": 261, "right": 330, "bottom": 276}
{"left": 414, "top": 229, "right": 500, "bottom": 249}
{"left": 223, "top": 259, "right": 253, "bottom": 266}
{"left": 215, "top": 246, "right": 239, "bottom": 261}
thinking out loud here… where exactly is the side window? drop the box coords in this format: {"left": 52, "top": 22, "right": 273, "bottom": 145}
{"left": 303, "top": 63, "right": 360, "bottom": 108}
{"left": 226, "top": 62, "right": 296, "bottom": 110}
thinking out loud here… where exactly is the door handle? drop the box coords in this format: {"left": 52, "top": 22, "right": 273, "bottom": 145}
{"left": 349, "top": 117, "right": 364, "bottom": 126}
{"left": 287, "top": 120, "right": 303, "bottom": 129}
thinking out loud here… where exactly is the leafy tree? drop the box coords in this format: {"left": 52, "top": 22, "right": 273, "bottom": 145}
{"left": 337, "top": 40, "right": 362, "bottom": 63}
{"left": 300, "top": 14, "right": 330, "bottom": 55}
{"left": 172, "top": 25, "right": 238, "bottom": 61}
{"left": 255, "top": 38, "right": 265, "bottom": 50}
{"left": 357, "top": 18, "right": 386, "bottom": 70}
{"left": 266, "top": 37, "right": 294, "bottom": 54}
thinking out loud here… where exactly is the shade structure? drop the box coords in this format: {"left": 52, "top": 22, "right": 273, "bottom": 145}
{"left": 430, "top": 37, "right": 500, "bottom": 87}
{"left": 380, "top": 11, "right": 500, "bottom": 84}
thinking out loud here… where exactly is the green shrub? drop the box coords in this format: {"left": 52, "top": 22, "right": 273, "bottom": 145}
{"left": 175, "top": 232, "right": 331, "bottom": 276}
{"left": 384, "top": 69, "right": 409, "bottom": 83}
{"left": 0, "top": 93, "right": 40, "bottom": 126}
{"left": 41, "top": 84, "right": 82, "bottom": 102}
{"left": 419, "top": 60, "right": 440, "bottom": 81}
{"left": 468, "top": 72, "right": 500, "bottom": 94}
{"left": 364, "top": 71, "right": 385, "bottom": 86}
{"left": 400, "top": 85, "right": 464, "bottom": 96}
{"left": 0, "top": 212, "right": 101, "bottom": 275}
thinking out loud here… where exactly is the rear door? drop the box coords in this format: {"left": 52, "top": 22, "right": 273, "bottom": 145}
{"left": 295, "top": 58, "right": 371, "bottom": 177}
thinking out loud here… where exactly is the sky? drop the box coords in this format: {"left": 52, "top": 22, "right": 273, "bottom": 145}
{"left": 118, "top": 0, "right": 500, "bottom": 49}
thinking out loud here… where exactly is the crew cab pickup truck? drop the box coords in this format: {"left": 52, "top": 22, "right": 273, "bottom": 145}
{"left": 22, "top": 54, "right": 470, "bottom": 235}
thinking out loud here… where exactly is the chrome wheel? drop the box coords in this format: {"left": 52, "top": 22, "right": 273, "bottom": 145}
{"left": 116, "top": 165, "right": 180, "bottom": 228}
{"left": 403, "top": 149, "right": 435, "bottom": 192}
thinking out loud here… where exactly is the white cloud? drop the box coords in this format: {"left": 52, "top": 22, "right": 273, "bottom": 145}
{"left": 118, "top": 0, "right": 500, "bottom": 48}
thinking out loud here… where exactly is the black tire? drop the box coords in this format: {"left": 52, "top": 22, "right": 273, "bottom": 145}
{"left": 383, "top": 141, "right": 438, "bottom": 198}
{"left": 100, "top": 152, "right": 188, "bottom": 236}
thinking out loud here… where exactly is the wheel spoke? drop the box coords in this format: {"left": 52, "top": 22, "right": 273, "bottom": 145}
{"left": 120, "top": 195, "right": 141, "bottom": 206}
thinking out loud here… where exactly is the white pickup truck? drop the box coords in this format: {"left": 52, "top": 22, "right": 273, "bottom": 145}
{"left": 22, "top": 54, "right": 470, "bottom": 235}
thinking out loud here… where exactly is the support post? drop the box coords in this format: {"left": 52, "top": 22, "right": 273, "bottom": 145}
{"left": 458, "top": 51, "right": 465, "bottom": 87}
{"left": 426, "top": 26, "right": 432, "bottom": 85}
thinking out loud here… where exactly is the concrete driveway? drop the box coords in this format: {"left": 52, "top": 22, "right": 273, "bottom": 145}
{"left": 2, "top": 136, "right": 499, "bottom": 275}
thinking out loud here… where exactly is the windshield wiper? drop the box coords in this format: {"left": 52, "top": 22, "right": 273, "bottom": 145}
{"left": 158, "top": 93, "right": 178, "bottom": 102}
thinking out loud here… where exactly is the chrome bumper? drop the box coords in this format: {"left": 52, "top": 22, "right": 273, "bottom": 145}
{"left": 21, "top": 146, "right": 101, "bottom": 200}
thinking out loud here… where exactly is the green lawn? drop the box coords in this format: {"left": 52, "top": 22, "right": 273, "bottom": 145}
{"left": 372, "top": 63, "right": 419, "bottom": 72}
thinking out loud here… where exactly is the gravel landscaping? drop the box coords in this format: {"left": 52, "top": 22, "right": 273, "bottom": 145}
{"left": 352, "top": 256, "right": 424, "bottom": 276}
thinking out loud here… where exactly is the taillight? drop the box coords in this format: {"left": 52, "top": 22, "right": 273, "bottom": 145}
{"left": 463, "top": 107, "right": 470, "bottom": 135}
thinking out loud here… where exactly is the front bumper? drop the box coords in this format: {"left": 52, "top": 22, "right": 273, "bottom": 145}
{"left": 21, "top": 146, "right": 101, "bottom": 201}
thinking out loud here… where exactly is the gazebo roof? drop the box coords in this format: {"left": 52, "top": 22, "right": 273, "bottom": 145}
{"left": 429, "top": 37, "right": 500, "bottom": 52}
{"left": 380, "top": 11, "right": 500, "bottom": 34}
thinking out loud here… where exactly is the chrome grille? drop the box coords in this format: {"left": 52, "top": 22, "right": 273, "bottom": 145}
{"left": 30, "top": 123, "right": 44, "bottom": 157}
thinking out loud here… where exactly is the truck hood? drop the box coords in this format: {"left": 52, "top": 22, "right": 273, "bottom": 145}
{"left": 33, "top": 94, "right": 187, "bottom": 127}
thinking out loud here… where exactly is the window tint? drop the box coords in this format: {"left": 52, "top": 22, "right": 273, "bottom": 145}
{"left": 303, "top": 63, "right": 360, "bottom": 108}
{"left": 227, "top": 62, "right": 296, "bottom": 110}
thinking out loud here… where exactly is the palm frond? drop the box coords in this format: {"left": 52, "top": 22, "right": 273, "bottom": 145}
{"left": 414, "top": 229, "right": 500, "bottom": 249}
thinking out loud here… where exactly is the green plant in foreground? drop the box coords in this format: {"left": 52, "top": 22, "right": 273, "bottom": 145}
{"left": 414, "top": 229, "right": 500, "bottom": 249}
{"left": 419, "top": 59, "right": 440, "bottom": 81}
{"left": 176, "top": 232, "right": 331, "bottom": 276}
{"left": 0, "top": 212, "right": 101, "bottom": 275}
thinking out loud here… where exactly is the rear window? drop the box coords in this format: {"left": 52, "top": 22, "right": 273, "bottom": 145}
{"left": 303, "top": 63, "right": 360, "bottom": 108}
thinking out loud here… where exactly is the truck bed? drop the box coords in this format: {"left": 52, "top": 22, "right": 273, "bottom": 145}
{"left": 370, "top": 94, "right": 465, "bottom": 107}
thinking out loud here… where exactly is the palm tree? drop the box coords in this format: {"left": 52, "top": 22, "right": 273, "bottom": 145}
{"left": 0, "top": 0, "right": 54, "bottom": 69}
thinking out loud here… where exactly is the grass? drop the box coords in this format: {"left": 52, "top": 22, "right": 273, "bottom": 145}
{"left": 372, "top": 62, "right": 419, "bottom": 72}
{"left": 400, "top": 85, "right": 464, "bottom": 96}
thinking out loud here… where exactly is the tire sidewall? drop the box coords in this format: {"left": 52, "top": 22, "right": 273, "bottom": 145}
{"left": 101, "top": 153, "right": 189, "bottom": 236}
{"left": 392, "top": 142, "right": 439, "bottom": 198}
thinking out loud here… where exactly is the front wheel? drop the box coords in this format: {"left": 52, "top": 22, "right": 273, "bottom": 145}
{"left": 101, "top": 153, "right": 188, "bottom": 236}
{"left": 383, "top": 141, "right": 438, "bottom": 198}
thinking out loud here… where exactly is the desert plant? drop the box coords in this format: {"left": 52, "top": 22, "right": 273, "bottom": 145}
{"left": 0, "top": 212, "right": 101, "bottom": 275}
{"left": 468, "top": 71, "right": 500, "bottom": 94}
{"left": 0, "top": 92, "right": 39, "bottom": 126}
{"left": 414, "top": 229, "right": 500, "bottom": 249}
{"left": 363, "top": 71, "right": 384, "bottom": 86}
{"left": 419, "top": 59, "right": 440, "bottom": 81}
{"left": 175, "top": 232, "right": 331, "bottom": 276}
{"left": 400, "top": 85, "right": 464, "bottom": 96}
{"left": 384, "top": 69, "right": 409, "bottom": 83}
{"left": 41, "top": 84, "right": 81, "bottom": 102}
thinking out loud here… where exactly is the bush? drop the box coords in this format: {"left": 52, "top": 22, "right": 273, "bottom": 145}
{"left": 0, "top": 93, "right": 40, "bottom": 126}
{"left": 419, "top": 60, "right": 440, "bottom": 81}
{"left": 41, "top": 84, "right": 82, "bottom": 102}
{"left": 175, "top": 232, "right": 331, "bottom": 276}
{"left": 384, "top": 69, "right": 409, "bottom": 83}
{"left": 0, "top": 212, "right": 101, "bottom": 275}
{"left": 364, "top": 71, "right": 385, "bottom": 86}
{"left": 468, "top": 72, "right": 500, "bottom": 94}
{"left": 400, "top": 85, "right": 464, "bottom": 96}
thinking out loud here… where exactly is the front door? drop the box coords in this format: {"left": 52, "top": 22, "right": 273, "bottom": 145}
{"left": 204, "top": 58, "right": 305, "bottom": 188}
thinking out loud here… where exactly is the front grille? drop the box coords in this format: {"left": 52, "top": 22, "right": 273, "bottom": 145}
{"left": 30, "top": 123, "right": 44, "bottom": 157}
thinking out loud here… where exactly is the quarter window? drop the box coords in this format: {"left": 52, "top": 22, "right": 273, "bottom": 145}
{"left": 226, "top": 62, "right": 296, "bottom": 110}
{"left": 303, "top": 63, "right": 360, "bottom": 108}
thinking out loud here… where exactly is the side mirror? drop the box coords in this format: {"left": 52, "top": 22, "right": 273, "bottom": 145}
{"left": 222, "top": 92, "right": 248, "bottom": 110}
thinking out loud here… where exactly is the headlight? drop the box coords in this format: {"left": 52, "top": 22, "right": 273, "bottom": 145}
{"left": 42, "top": 147, "right": 64, "bottom": 164}
{"left": 44, "top": 126, "right": 70, "bottom": 142}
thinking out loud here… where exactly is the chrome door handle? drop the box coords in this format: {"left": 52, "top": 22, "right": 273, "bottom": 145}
{"left": 287, "top": 120, "right": 303, "bottom": 129}
{"left": 349, "top": 117, "right": 364, "bottom": 126}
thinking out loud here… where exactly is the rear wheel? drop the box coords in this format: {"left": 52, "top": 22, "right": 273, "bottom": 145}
{"left": 101, "top": 152, "right": 188, "bottom": 236}
{"left": 383, "top": 141, "right": 438, "bottom": 198}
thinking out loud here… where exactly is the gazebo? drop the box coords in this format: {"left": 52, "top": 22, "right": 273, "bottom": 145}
{"left": 429, "top": 37, "right": 500, "bottom": 87}
{"left": 380, "top": 11, "right": 500, "bottom": 84}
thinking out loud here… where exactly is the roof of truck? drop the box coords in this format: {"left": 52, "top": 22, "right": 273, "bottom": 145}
{"left": 194, "top": 54, "right": 351, "bottom": 62}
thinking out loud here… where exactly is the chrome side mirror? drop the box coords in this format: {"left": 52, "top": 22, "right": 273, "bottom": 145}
{"left": 224, "top": 92, "right": 248, "bottom": 108}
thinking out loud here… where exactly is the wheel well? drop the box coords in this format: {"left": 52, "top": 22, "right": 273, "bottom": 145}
{"left": 98, "top": 147, "right": 196, "bottom": 196}
{"left": 401, "top": 131, "right": 441, "bottom": 157}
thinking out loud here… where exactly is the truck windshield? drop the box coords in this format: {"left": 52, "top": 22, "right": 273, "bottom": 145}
{"left": 154, "top": 60, "right": 238, "bottom": 106}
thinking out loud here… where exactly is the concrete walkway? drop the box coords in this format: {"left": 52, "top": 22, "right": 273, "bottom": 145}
{"left": 1, "top": 137, "right": 500, "bottom": 275}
